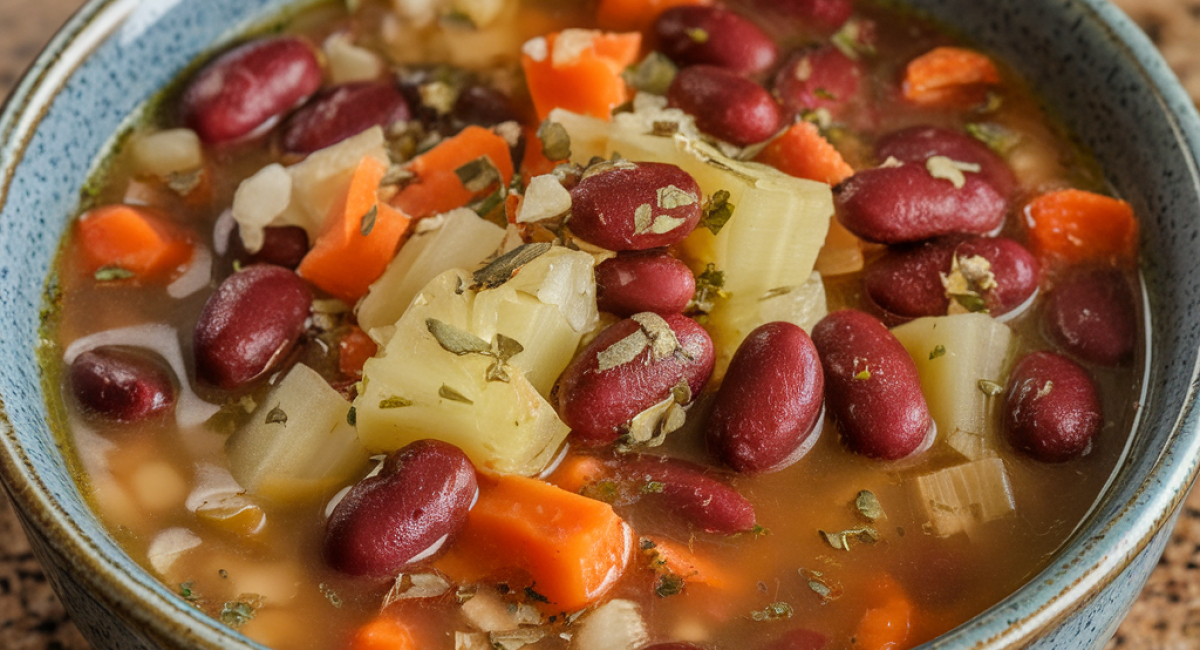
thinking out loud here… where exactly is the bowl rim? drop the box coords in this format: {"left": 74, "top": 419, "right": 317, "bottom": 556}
{"left": 2, "top": 1, "right": 1200, "bottom": 649}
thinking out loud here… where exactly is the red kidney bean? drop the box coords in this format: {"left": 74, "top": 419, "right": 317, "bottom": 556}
{"left": 555, "top": 313, "right": 715, "bottom": 446}
{"left": 766, "top": 629, "right": 829, "bottom": 650}
{"left": 774, "top": 45, "right": 862, "bottom": 120}
{"left": 833, "top": 162, "right": 1007, "bottom": 244}
{"left": 708, "top": 322, "right": 825, "bottom": 473}
{"left": 618, "top": 456, "right": 755, "bottom": 534}
{"left": 324, "top": 440, "right": 478, "bottom": 576}
{"left": 667, "top": 65, "right": 783, "bottom": 147}
{"left": 182, "top": 36, "right": 322, "bottom": 144}
{"left": 1004, "top": 351, "right": 1102, "bottom": 462}
{"left": 811, "top": 310, "right": 932, "bottom": 460}
{"left": 230, "top": 225, "right": 310, "bottom": 270}
{"left": 452, "top": 85, "right": 522, "bottom": 127}
{"left": 864, "top": 235, "right": 1039, "bottom": 323}
{"left": 194, "top": 265, "right": 312, "bottom": 390}
{"left": 1044, "top": 269, "right": 1137, "bottom": 366}
{"left": 280, "top": 82, "right": 411, "bottom": 154}
{"left": 595, "top": 250, "right": 696, "bottom": 316}
{"left": 875, "top": 125, "right": 1018, "bottom": 200}
{"left": 746, "top": 0, "right": 853, "bottom": 33}
{"left": 654, "top": 6, "right": 779, "bottom": 76}
{"left": 569, "top": 162, "right": 703, "bottom": 251}
{"left": 69, "top": 347, "right": 175, "bottom": 422}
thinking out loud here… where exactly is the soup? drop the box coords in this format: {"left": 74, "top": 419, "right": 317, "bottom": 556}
{"left": 43, "top": 0, "right": 1144, "bottom": 649}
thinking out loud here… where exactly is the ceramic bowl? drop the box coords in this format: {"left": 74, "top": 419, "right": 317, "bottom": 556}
{"left": 3, "top": 0, "right": 1200, "bottom": 648}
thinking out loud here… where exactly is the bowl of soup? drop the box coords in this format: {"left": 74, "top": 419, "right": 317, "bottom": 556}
{"left": 2, "top": 0, "right": 1200, "bottom": 649}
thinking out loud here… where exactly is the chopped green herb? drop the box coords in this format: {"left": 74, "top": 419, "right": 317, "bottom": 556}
{"left": 379, "top": 396, "right": 414, "bottom": 409}
{"left": 439, "top": 385, "right": 474, "bottom": 404}
{"left": 218, "top": 596, "right": 262, "bottom": 629}
{"left": 929, "top": 344, "right": 947, "bottom": 360}
{"left": 440, "top": 9, "right": 476, "bottom": 29}
{"left": 265, "top": 405, "right": 287, "bottom": 425}
{"left": 966, "top": 122, "right": 1020, "bottom": 155}
{"left": 813, "top": 87, "right": 837, "bottom": 100}
{"left": 978, "top": 379, "right": 1004, "bottom": 397}
{"left": 655, "top": 573, "right": 686, "bottom": 598}
{"left": 524, "top": 586, "right": 550, "bottom": 604}
{"left": 854, "top": 368, "right": 871, "bottom": 381}
{"left": 179, "top": 582, "right": 201, "bottom": 603}
{"left": 819, "top": 526, "right": 880, "bottom": 551}
{"left": 346, "top": 406, "right": 357, "bottom": 426}
{"left": 319, "top": 583, "right": 343, "bottom": 608}
{"left": 94, "top": 266, "right": 135, "bottom": 282}
{"left": 799, "top": 568, "right": 842, "bottom": 604}
{"left": 641, "top": 481, "right": 666, "bottom": 494}
{"left": 686, "top": 27, "right": 709, "bottom": 43}
{"left": 691, "top": 263, "right": 728, "bottom": 313}
{"left": 426, "top": 318, "right": 492, "bottom": 356}
{"left": 456, "top": 156, "right": 504, "bottom": 194}
{"left": 623, "top": 51, "right": 678, "bottom": 95}
{"left": 537, "top": 120, "right": 572, "bottom": 161}
{"left": 750, "top": 601, "right": 794, "bottom": 622}
{"left": 166, "top": 168, "right": 204, "bottom": 196}
{"left": 951, "top": 292, "right": 989, "bottom": 313}
{"left": 472, "top": 243, "right": 553, "bottom": 290}
{"left": 855, "top": 490, "right": 885, "bottom": 522}
{"left": 700, "top": 189, "right": 735, "bottom": 235}
{"left": 360, "top": 204, "right": 378, "bottom": 236}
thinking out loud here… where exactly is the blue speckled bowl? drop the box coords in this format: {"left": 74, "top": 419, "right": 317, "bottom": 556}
{"left": 2, "top": 1, "right": 1199, "bottom": 649}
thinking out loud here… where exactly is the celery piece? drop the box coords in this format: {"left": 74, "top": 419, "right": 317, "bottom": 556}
{"left": 225, "top": 364, "right": 370, "bottom": 504}
{"left": 913, "top": 457, "right": 1016, "bottom": 537}
{"left": 573, "top": 600, "right": 648, "bottom": 650}
{"left": 891, "top": 313, "right": 1013, "bottom": 460}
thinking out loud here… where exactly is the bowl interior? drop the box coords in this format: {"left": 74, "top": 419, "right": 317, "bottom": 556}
{"left": 2, "top": 1, "right": 1200, "bottom": 648}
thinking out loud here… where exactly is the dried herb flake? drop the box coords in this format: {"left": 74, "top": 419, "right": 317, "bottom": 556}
{"left": 978, "top": 379, "right": 1004, "bottom": 397}
{"left": 819, "top": 526, "right": 880, "bottom": 551}
{"left": 218, "top": 596, "right": 261, "bottom": 629}
{"left": 456, "top": 156, "right": 503, "bottom": 194}
{"left": 265, "top": 405, "right": 287, "bottom": 425}
{"left": 929, "top": 344, "right": 947, "bottom": 360}
{"left": 426, "top": 318, "right": 491, "bottom": 356}
{"left": 379, "top": 396, "right": 414, "bottom": 409}
{"left": 359, "top": 204, "right": 378, "bottom": 237}
{"left": 94, "top": 266, "right": 136, "bottom": 282}
{"left": 472, "top": 242, "right": 553, "bottom": 290}
{"left": 700, "top": 189, "right": 735, "bottom": 235}
{"left": 655, "top": 573, "right": 686, "bottom": 598}
{"left": 439, "top": 385, "right": 474, "bottom": 404}
{"left": 750, "top": 602, "right": 794, "bottom": 622}
{"left": 855, "top": 490, "right": 885, "bottom": 522}
{"left": 537, "top": 120, "right": 572, "bottom": 162}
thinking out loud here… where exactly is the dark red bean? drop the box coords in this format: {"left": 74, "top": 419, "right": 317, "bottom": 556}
{"left": 194, "top": 265, "right": 312, "bottom": 390}
{"left": 765, "top": 629, "right": 829, "bottom": 650}
{"left": 745, "top": 0, "right": 853, "bottom": 33}
{"left": 667, "top": 65, "right": 783, "bottom": 147}
{"left": 69, "top": 347, "right": 175, "bottom": 422}
{"left": 555, "top": 313, "right": 715, "bottom": 446}
{"left": 452, "top": 85, "right": 522, "bottom": 127}
{"left": 230, "top": 225, "right": 310, "bottom": 270}
{"left": 833, "top": 162, "right": 1007, "bottom": 244}
{"left": 876, "top": 125, "right": 1018, "bottom": 200}
{"left": 708, "top": 322, "right": 824, "bottom": 473}
{"left": 280, "top": 82, "right": 411, "bottom": 154}
{"left": 182, "top": 37, "right": 322, "bottom": 144}
{"left": 812, "top": 310, "right": 932, "bottom": 460}
{"left": 619, "top": 457, "right": 755, "bottom": 534}
{"left": 1044, "top": 269, "right": 1137, "bottom": 366}
{"left": 864, "top": 236, "right": 1039, "bottom": 323}
{"left": 324, "top": 440, "right": 478, "bottom": 575}
{"left": 654, "top": 6, "right": 778, "bottom": 76}
{"left": 569, "top": 162, "right": 702, "bottom": 251}
{"left": 1004, "top": 351, "right": 1102, "bottom": 462}
{"left": 774, "top": 45, "right": 862, "bottom": 120}
{"left": 595, "top": 251, "right": 696, "bottom": 316}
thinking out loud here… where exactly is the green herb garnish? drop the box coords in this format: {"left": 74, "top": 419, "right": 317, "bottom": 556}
{"left": 265, "top": 405, "right": 287, "bottom": 425}
{"left": 750, "top": 602, "right": 793, "bottom": 621}
{"left": 379, "top": 396, "right": 414, "bottom": 409}
{"left": 929, "top": 345, "right": 947, "bottom": 360}
{"left": 700, "top": 189, "right": 735, "bottom": 235}
{"left": 94, "top": 266, "right": 135, "bottom": 282}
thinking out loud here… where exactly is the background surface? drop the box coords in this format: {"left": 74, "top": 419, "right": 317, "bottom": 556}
{"left": 1, "top": 0, "right": 1198, "bottom": 648}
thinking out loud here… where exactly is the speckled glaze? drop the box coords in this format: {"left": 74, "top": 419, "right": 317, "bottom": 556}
{"left": 0, "top": 1, "right": 1198, "bottom": 649}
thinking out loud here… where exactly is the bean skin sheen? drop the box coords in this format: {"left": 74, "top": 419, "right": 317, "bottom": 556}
{"left": 569, "top": 162, "right": 703, "bottom": 251}
{"left": 654, "top": 6, "right": 779, "bottom": 76}
{"left": 281, "top": 82, "right": 411, "bottom": 154}
{"left": 667, "top": 65, "right": 784, "bottom": 147}
{"left": 812, "top": 310, "right": 933, "bottom": 460}
{"left": 876, "top": 125, "right": 1018, "bottom": 200}
{"left": 1043, "top": 269, "right": 1137, "bottom": 367}
{"left": 69, "top": 347, "right": 176, "bottom": 422}
{"left": 618, "top": 456, "right": 756, "bottom": 534}
{"left": 708, "top": 322, "right": 825, "bottom": 474}
{"left": 1004, "top": 351, "right": 1102, "bottom": 462}
{"left": 595, "top": 250, "right": 696, "bottom": 316}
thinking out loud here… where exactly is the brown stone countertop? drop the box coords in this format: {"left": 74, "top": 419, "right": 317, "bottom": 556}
{"left": 2, "top": 0, "right": 1200, "bottom": 648}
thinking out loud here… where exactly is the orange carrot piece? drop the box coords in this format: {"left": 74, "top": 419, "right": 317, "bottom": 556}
{"left": 596, "top": 0, "right": 712, "bottom": 32}
{"left": 347, "top": 616, "right": 417, "bottom": 650}
{"left": 853, "top": 575, "right": 914, "bottom": 650}
{"left": 391, "top": 126, "right": 515, "bottom": 220}
{"left": 75, "top": 204, "right": 193, "bottom": 280}
{"left": 338, "top": 325, "right": 377, "bottom": 380}
{"left": 546, "top": 454, "right": 610, "bottom": 494}
{"left": 521, "top": 30, "right": 642, "bottom": 121}
{"left": 902, "top": 46, "right": 1000, "bottom": 108}
{"left": 435, "top": 473, "right": 632, "bottom": 612}
{"left": 298, "top": 156, "right": 412, "bottom": 304}
{"left": 1023, "top": 188, "right": 1138, "bottom": 266}
{"left": 756, "top": 121, "right": 855, "bottom": 186}
{"left": 641, "top": 535, "right": 730, "bottom": 589}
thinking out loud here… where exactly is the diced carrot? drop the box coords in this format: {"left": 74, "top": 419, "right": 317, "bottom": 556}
{"left": 641, "top": 535, "right": 730, "bottom": 589}
{"left": 391, "top": 126, "right": 515, "bottom": 220}
{"left": 435, "top": 473, "right": 632, "bottom": 613}
{"left": 521, "top": 30, "right": 642, "bottom": 121}
{"left": 75, "top": 204, "right": 193, "bottom": 280}
{"left": 815, "top": 219, "right": 865, "bottom": 276}
{"left": 347, "top": 616, "right": 417, "bottom": 650}
{"left": 853, "top": 575, "right": 914, "bottom": 650}
{"left": 596, "top": 0, "right": 712, "bottom": 33}
{"left": 298, "top": 156, "right": 412, "bottom": 304}
{"left": 1023, "top": 188, "right": 1138, "bottom": 266}
{"left": 337, "top": 325, "right": 377, "bottom": 380}
{"left": 756, "top": 121, "right": 855, "bottom": 186}
{"left": 546, "top": 454, "right": 610, "bottom": 494}
{"left": 902, "top": 46, "right": 1000, "bottom": 108}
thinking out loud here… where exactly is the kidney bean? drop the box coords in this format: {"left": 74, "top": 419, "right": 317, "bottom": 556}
{"left": 324, "top": 440, "right": 478, "bottom": 575}
{"left": 452, "top": 84, "right": 522, "bottom": 127}
{"left": 654, "top": 6, "right": 778, "bottom": 76}
{"left": 595, "top": 251, "right": 696, "bottom": 316}
{"left": 1044, "top": 269, "right": 1137, "bottom": 366}
{"left": 569, "top": 162, "right": 702, "bottom": 251}
{"left": 555, "top": 313, "right": 715, "bottom": 446}
{"left": 811, "top": 310, "right": 932, "bottom": 460}
{"left": 1004, "top": 351, "right": 1102, "bottom": 462}
{"left": 774, "top": 45, "right": 862, "bottom": 120}
{"left": 618, "top": 456, "right": 755, "bottom": 534}
{"left": 194, "top": 265, "right": 312, "bottom": 390}
{"left": 745, "top": 0, "right": 853, "bottom": 33}
{"left": 667, "top": 65, "right": 783, "bottom": 147}
{"left": 280, "top": 82, "right": 411, "bottom": 154}
{"left": 766, "top": 629, "right": 829, "bottom": 650}
{"left": 864, "top": 235, "right": 1039, "bottom": 322}
{"left": 230, "top": 225, "right": 310, "bottom": 270}
{"left": 182, "top": 36, "right": 322, "bottom": 144}
{"left": 708, "top": 322, "right": 824, "bottom": 473}
{"left": 876, "top": 125, "right": 1018, "bottom": 200}
{"left": 69, "top": 347, "right": 176, "bottom": 422}
{"left": 833, "top": 162, "right": 1007, "bottom": 244}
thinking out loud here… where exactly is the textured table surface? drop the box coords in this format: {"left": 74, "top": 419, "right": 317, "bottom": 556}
{"left": 2, "top": 0, "right": 1200, "bottom": 648}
